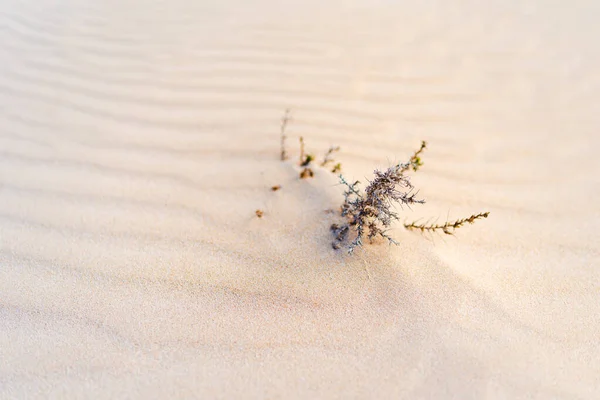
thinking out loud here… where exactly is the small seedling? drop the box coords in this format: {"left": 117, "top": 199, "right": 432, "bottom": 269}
{"left": 276, "top": 110, "right": 341, "bottom": 178}
{"left": 301, "top": 154, "right": 315, "bottom": 167}
{"left": 321, "top": 146, "right": 342, "bottom": 173}
{"left": 255, "top": 209, "right": 264, "bottom": 218}
{"left": 299, "top": 137, "right": 315, "bottom": 166}
{"left": 297, "top": 136, "right": 316, "bottom": 178}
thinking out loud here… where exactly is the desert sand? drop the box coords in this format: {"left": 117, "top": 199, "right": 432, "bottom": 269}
{"left": 1, "top": 0, "right": 599, "bottom": 398}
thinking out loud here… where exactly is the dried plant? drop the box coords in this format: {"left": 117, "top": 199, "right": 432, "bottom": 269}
{"left": 297, "top": 137, "right": 340, "bottom": 179}
{"left": 298, "top": 137, "right": 308, "bottom": 164}
{"left": 321, "top": 146, "right": 342, "bottom": 173}
{"left": 321, "top": 146, "right": 340, "bottom": 165}
{"left": 270, "top": 112, "right": 488, "bottom": 252}
{"left": 280, "top": 109, "right": 291, "bottom": 161}
{"left": 332, "top": 141, "right": 489, "bottom": 253}
{"left": 297, "top": 136, "right": 314, "bottom": 179}
{"left": 276, "top": 109, "right": 342, "bottom": 177}
{"left": 330, "top": 223, "right": 349, "bottom": 250}
{"left": 333, "top": 162, "right": 425, "bottom": 253}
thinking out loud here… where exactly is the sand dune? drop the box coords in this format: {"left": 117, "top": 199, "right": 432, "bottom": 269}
{"left": 1, "top": 0, "right": 599, "bottom": 398}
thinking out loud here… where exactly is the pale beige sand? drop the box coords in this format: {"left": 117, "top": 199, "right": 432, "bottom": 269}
{"left": 1, "top": 0, "right": 599, "bottom": 398}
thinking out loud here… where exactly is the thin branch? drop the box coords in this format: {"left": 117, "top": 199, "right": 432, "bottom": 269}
{"left": 404, "top": 212, "right": 490, "bottom": 235}
{"left": 321, "top": 146, "right": 340, "bottom": 166}
{"left": 280, "top": 109, "right": 291, "bottom": 161}
{"left": 399, "top": 140, "right": 427, "bottom": 174}
{"left": 296, "top": 136, "right": 318, "bottom": 168}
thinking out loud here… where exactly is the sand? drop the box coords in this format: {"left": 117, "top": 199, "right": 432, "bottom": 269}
{"left": 1, "top": 0, "right": 599, "bottom": 398}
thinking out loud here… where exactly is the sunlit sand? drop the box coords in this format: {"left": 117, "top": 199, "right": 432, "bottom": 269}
{"left": 1, "top": 0, "right": 599, "bottom": 398}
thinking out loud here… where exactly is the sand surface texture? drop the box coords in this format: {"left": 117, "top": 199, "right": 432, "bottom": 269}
{"left": 1, "top": 0, "right": 599, "bottom": 398}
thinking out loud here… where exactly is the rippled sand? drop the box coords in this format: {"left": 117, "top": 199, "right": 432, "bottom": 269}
{"left": 1, "top": 0, "right": 599, "bottom": 398}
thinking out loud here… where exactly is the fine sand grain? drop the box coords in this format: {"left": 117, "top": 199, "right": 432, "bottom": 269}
{"left": 1, "top": 0, "right": 599, "bottom": 398}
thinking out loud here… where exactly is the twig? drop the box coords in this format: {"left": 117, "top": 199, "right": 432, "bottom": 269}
{"left": 321, "top": 146, "right": 340, "bottom": 167}
{"left": 404, "top": 212, "right": 490, "bottom": 235}
{"left": 280, "top": 109, "right": 291, "bottom": 161}
{"left": 299, "top": 136, "right": 305, "bottom": 165}
{"left": 399, "top": 140, "right": 427, "bottom": 174}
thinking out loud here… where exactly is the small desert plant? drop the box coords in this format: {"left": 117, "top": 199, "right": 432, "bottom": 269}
{"left": 332, "top": 141, "right": 489, "bottom": 253}
{"left": 298, "top": 136, "right": 315, "bottom": 178}
{"left": 297, "top": 139, "right": 342, "bottom": 178}
{"left": 297, "top": 140, "right": 341, "bottom": 178}
{"left": 321, "top": 146, "right": 342, "bottom": 173}
{"left": 272, "top": 111, "right": 488, "bottom": 253}
{"left": 277, "top": 109, "right": 341, "bottom": 178}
